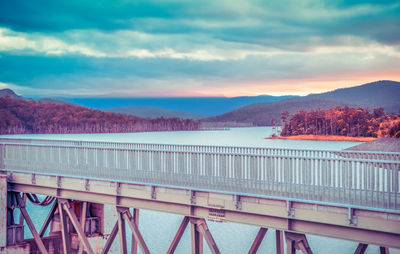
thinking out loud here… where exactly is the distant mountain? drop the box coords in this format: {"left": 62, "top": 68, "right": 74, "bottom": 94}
{"left": 203, "top": 80, "right": 400, "bottom": 126}
{"left": 63, "top": 95, "right": 297, "bottom": 116}
{"left": 38, "top": 98, "right": 78, "bottom": 106}
{"left": 0, "top": 88, "right": 23, "bottom": 99}
{"left": 308, "top": 80, "right": 400, "bottom": 113}
{"left": 104, "top": 105, "right": 205, "bottom": 120}
{"left": 203, "top": 99, "right": 358, "bottom": 126}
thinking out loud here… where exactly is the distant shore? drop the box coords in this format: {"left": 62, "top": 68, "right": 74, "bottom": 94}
{"left": 268, "top": 135, "right": 376, "bottom": 142}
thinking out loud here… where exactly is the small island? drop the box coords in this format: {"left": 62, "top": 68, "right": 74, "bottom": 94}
{"left": 269, "top": 106, "right": 400, "bottom": 141}
{"left": 269, "top": 135, "right": 376, "bottom": 142}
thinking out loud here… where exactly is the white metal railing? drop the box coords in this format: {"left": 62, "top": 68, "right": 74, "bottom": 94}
{"left": 1, "top": 137, "right": 399, "bottom": 161}
{"left": 0, "top": 139, "right": 399, "bottom": 211}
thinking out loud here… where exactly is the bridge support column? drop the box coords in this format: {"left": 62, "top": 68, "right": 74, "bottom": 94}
{"left": 18, "top": 194, "right": 26, "bottom": 227}
{"left": 59, "top": 198, "right": 95, "bottom": 254}
{"left": 190, "top": 219, "right": 203, "bottom": 254}
{"left": 131, "top": 208, "right": 139, "bottom": 254}
{"left": 380, "top": 246, "right": 389, "bottom": 254}
{"left": 78, "top": 201, "right": 88, "bottom": 254}
{"left": 276, "top": 230, "right": 284, "bottom": 254}
{"left": 59, "top": 199, "right": 71, "bottom": 254}
{"left": 285, "top": 232, "right": 313, "bottom": 254}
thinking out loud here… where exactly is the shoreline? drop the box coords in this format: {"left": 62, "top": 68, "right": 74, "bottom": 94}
{"left": 268, "top": 135, "right": 376, "bottom": 142}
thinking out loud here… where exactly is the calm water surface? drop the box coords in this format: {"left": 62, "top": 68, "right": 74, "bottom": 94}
{"left": 5, "top": 127, "right": 395, "bottom": 253}
{"left": 2, "top": 127, "right": 359, "bottom": 150}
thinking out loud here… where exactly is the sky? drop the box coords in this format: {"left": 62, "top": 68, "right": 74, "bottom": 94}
{"left": 0, "top": 0, "right": 400, "bottom": 97}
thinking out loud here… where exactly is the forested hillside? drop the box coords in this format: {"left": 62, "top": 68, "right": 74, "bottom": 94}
{"left": 0, "top": 97, "right": 200, "bottom": 134}
{"left": 202, "top": 99, "right": 352, "bottom": 126}
{"left": 203, "top": 80, "right": 400, "bottom": 126}
{"left": 104, "top": 105, "right": 205, "bottom": 120}
{"left": 280, "top": 107, "right": 400, "bottom": 138}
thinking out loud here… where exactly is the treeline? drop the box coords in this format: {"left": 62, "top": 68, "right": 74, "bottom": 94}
{"left": 0, "top": 97, "right": 200, "bottom": 134}
{"left": 280, "top": 106, "right": 400, "bottom": 138}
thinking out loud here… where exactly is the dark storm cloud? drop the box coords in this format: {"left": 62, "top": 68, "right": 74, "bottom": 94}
{"left": 0, "top": 0, "right": 178, "bottom": 32}
{"left": 1, "top": 0, "right": 399, "bottom": 47}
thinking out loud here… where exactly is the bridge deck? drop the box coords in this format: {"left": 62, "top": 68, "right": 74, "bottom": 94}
{"left": 5, "top": 171, "right": 400, "bottom": 249}
{"left": 1, "top": 138, "right": 399, "bottom": 212}
{"left": 1, "top": 138, "right": 400, "bottom": 250}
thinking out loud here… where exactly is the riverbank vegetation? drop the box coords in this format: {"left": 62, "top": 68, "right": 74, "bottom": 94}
{"left": 280, "top": 106, "right": 400, "bottom": 138}
{"left": 0, "top": 97, "right": 200, "bottom": 134}
{"left": 269, "top": 135, "right": 376, "bottom": 142}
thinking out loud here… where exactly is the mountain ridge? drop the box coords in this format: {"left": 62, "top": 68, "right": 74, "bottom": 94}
{"left": 202, "top": 80, "right": 400, "bottom": 126}
{"left": 0, "top": 88, "right": 23, "bottom": 99}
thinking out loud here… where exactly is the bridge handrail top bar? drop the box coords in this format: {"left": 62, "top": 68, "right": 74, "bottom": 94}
{"left": 2, "top": 142, "right": 400, "bottom": 164}
{"left": 5, "top": 169, "right": 400, "bottom": 215}
{"left": 1, "top": 137, "right": 399, "bottom": 156}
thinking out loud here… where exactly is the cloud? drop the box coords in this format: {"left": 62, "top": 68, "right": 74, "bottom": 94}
{"left": 0, "top": 0, "right": 399, "bottom": 97}
{"left": 1, "top": 40, "right": 400, "bottom": 97}
{"left": 0, "top": 28, "right": 106, "bottom": 57}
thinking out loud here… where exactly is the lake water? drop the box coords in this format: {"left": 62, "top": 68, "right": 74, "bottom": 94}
{"left": 4, "top": 127, "right": 397, "bottom": 253}
{"left": 1, "top": 127, "right": 359, "bottom": 150}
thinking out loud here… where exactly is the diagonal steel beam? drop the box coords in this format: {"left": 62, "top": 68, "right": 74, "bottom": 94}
{"left": 167, "top": 216, "right": 190, "bottom": 254}
{"left": 196, "top": 219, "right": 220, "bottom": 254}
{"left": 15, "top": 193, "right": 48, "bottom": 254}
{"left": 16, "top": 193, "right": 48, "bottom": 254}
{"left": 39, "top": 199, "right": 58, "bottom": 237}
{"left": 248, "top": 228, "right": 268, "bottom": 254}
{"left": 354, "top": 243, "right": 368, "bottom": 254}
{"left": 119, "top": 207, "right": 150, "bottom": 254}
{"left": 60, "top": 199, "right": 94, "bottom": 254}
{"left": 101, "top": 221, "right": 119, "bottom": 254}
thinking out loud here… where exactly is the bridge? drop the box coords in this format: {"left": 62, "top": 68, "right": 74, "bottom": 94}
{"left": 0, "top": 138, "right": 399, "bottom": 254}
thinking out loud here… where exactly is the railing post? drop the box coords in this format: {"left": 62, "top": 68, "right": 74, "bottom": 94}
{"left": 0, "top": 144, "right": 4, "bottom": 170}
